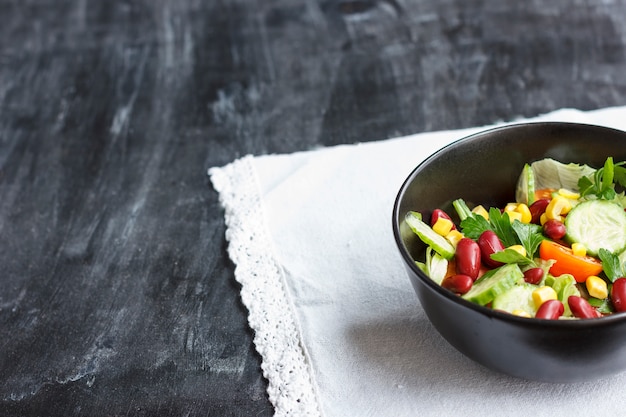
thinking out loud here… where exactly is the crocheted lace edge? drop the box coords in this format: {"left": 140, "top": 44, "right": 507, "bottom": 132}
{"left": 209, "top": 156, "right": 324, "bottom": 417}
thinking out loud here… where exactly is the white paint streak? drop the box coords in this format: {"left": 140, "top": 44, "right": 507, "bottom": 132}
{"left": 119, "top": 194, "right": 146, "bottom": 244}
{"left": 0, "top": 288, "right": 27, "bottom": 312}
{"left": 211, "top": 88, "right": 237, "bottom": 124}
{"left": 110, "top": 103, "right": 131, "bottom": 136}
{"left": 183, "top": 25, "right": 194, "bottom": 67}
{"left": 162, "top": 5, "right": 175, "bottom": 69}
{"left": 109, "top": 47, "right": 149, "bottom": 138}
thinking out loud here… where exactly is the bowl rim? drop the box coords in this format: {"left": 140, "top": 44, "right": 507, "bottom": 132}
{"left": 392, "top": 121, "right": 626, "bottom": 328}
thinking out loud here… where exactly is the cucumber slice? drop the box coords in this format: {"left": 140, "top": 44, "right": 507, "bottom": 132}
{"left": 425, "top": 248, "right": 449, "bottom": 285}
{"left": 515, "top": 163, "right": 535, "bottom": 205}
{"left": 462, "top": 263, "right": 523, "bottom": 306}
{"left": 492, "top": 283, "right": 537, "bottom": 315}
{"left": 564, "top": 200, "right": 626, "bottom": 256}
{"left": 405, "top": 211, "right": 455, "bottom": 260}
{"left": 417, "top": 248, "right": 449, "bottom": 285}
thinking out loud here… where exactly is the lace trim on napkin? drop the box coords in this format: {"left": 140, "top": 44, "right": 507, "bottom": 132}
{"left": 209, "top": 156, "right": 324, "bottom": 417}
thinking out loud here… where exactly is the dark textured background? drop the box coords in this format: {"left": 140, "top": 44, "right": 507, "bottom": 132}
{"left": 2, "top": 1, "right": 626, "bottom": 415}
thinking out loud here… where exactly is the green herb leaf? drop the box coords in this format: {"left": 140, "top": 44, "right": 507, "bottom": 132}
{"left": 588, "top": 297, "right": 614, "bottom": 314}
{"left": 598, "top": 248, "right": 624, "bottom": 282}
{"left": 602, "top": 157, "right": 615, "bottom": 192}
{"left": 490, "top": 248, "right": 534, "bottom": 266}
{"left": 579, "top": 157, "right": 626, "bottom": 201}
{"left": 488, "top": 208, "right": 518, "bottom": 247}
{"left": 459, "top": 214, "right": 492, "bottom": 240}
{"left": 510, "top": 220, "right": 544, "bottom": 259}
{"left": 613, "top": 163, "right": 626, "bottom": 188}
{"left": 601, "top": 187, "right": 616, "bottom": 200}
{"left": 577, "top": 176, "right": 594, "bottom": 196}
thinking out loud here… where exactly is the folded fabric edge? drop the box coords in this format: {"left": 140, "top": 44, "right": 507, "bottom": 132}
{"left": 208, "top": 156, "right": 325, "bottom": 417}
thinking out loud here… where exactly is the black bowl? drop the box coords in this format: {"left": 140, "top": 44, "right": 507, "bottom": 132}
{"left": 392, "top": 122, "right": 626, "bottom": 383}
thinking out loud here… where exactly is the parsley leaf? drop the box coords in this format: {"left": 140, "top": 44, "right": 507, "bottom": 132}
{"left": 579, "top": 157, "right": 626, "bottom": 200}
{"left": 459, "top": 214, "right": 491, "bottom": 240}
{"left": 613, "top": 164, "right": 626, "bottom": 188}
{"left": 510, "top": 220, "right": 544, "bottom": 259}
{"left": 490, "top": 248, "right": 534, "bottom": 266}
{"left": 459, "top": 207, "right": 543, "bottom": 257}
{"left": 458, "top": 206, "right": 544, "bottom": 267}
{"left": 598, "top": 248, "right": 625, "bottom": 282}
{"left": 588, "top": 297, "right": 614, "bottom": 314}
{"left": 488, "top": 208, "right": 518, "bottom": 247}
{"left": 577, "top": 175, "right": 594, "bottom": 197}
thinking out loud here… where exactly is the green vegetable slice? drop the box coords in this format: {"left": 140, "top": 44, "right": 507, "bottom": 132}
{"left": 492, "top": 283, "right": 537, "bottom": 316}
{"left": 462, "top": 263, "right": 523, "bottom": 306}
{"left": 416, "top": 248, "right": 449, "bottom": 285}
{"left": 515, "top": 163, "right": 535, "bottom": 206}
{"left": 515, "top": 158, "right": 595, "bottom": 204}
{"left": 405, "top": 211, "right": 455, "bottom": 260}
{"left": 564, "top": 200, "right": 626, "bottom": 256}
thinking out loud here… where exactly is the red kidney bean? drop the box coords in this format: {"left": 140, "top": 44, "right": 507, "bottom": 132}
{"left": 529, "top": 198, "right": 550, "bottom": 224}
{"left": 523, "top": 267, "right": 544, "bottom": 284}
{"left": 568, "top": 295, "right": 600, "bottom": 319}
{"left": 477, "top": 230, "right": 505, "bottom": 268}
{"left": 455, "top": 238, "right": 481, "bottom": 280}
{"left": 535, "top": 299, "right": 564, "bottom": 320}
{"left": 611, "top": 278, "right": 626, "bottom": 313}
{"left": 441, "top": 274, "right": 473, "bottom": 295}
{"left": 430, "top": 209, "right": 456, "bottom": 230}
{"left": 543, "top": 219, "right": 566, "bottom": 240}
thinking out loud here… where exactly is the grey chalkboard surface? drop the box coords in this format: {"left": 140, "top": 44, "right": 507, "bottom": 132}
{"left": 2, "top": 1, "right": 626, "bottom": 415}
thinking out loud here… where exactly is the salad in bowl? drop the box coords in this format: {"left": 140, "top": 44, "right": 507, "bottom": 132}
{"left": 405, "top": 157, "right": 626, "bottom": 320}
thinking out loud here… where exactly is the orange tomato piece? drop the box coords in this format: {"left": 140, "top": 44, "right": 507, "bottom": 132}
{"left": 539, "top": 240, "right": 603, "bottom": 283}
{"left": 535, "top": 188, "right": 556, "bottom": 201}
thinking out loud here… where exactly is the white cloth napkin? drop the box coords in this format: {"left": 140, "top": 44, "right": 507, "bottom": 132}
{"left": 209, "top": 107, "right": 626, "bottom": 417}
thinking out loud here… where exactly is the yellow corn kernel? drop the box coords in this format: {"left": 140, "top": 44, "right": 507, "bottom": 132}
{"left": 432, "top": 217, "right": 454, "bottom": 236}
{"left": 508, "top": 244, "right": 526, "bottom": 257}
{"left": 586, "top": 275, "right": 609, "bottom": 299}
{"left": 545, "top": 196, "right": 572, "bottom": 220}
{"left": 504, "top": 202, "right": 531, "bottom": 223}
{"left": 511, "top": 309, "right": 531, "bottom": 318}
{"left": 504, "top": 203, "right": 519, "bottom": 213}
{"left": 532, "top": 286, "right": 558, "bottom": 309}
{"left": 507, "top": 211, "right": 523, "bottom": 223}
{"left": 472, "top": 205, "right": 489, "bottom": 220}
{"left": 445, "top": 229, "right": 464, "bottom": 247}
{"left": 558, "top": 188, "right": 580, "bottom": 200}
{"left": 516, "top": 203, "right": 532, "bottom": 223}
{"left": 571, "top": 242, "right": 587, "bottom": 257}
